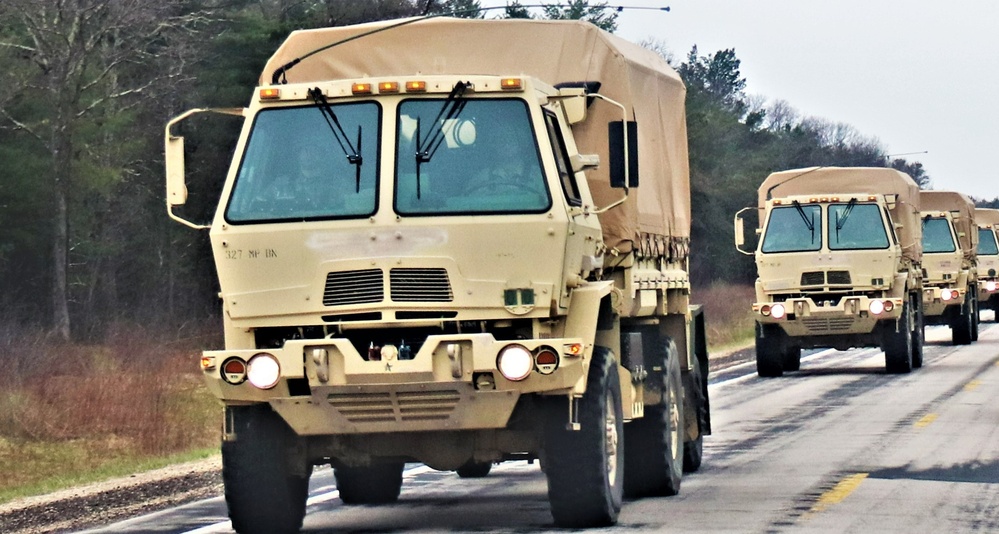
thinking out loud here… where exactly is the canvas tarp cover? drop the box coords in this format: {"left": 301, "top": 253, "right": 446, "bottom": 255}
{"left": 975, "top": 208, "right": 999, "bottom": 228}
{"left": 758, "top": 167, "right": 922, "bottom": 261}
{"left": 260, "top": 17, "right": 691, "bottom": 254}
{"left": 920, "top": 191, "right": 977, "bottom": 254}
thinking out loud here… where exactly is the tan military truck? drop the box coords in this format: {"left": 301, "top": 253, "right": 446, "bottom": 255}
{"left": 976, "top": 208, "right": 999, "bottom": 322}
{"left": 735, "top": 167, "right": 924, "bottom": 376}
{"left": 919, "top": 191, "right": 979, "bottom": 344}
{"left": 164, "top": 17, "right": 710, "bottom": 533}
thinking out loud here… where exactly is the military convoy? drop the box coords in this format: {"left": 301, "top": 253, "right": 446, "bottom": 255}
{"left": 976, "top": 208, "right": 999, "bottom": 322}
{"left": 919, "top": 191, "right": 979, "bottom": 344}
{"left": 165, "top": 17, "right": 710, "bottom": 533}
{"left": 735, "top": 167, "right": 925, "bottom": 376}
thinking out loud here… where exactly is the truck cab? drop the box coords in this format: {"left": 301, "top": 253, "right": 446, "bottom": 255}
{"left": 919, "top": 191, "right": 978, "bottom": 344}
{"left": 975, "top": 208, "right": 999, "bottom": 322}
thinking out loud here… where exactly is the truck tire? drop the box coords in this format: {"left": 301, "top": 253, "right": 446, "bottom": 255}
{"left": 334, "top": 462, "right": 405, "bottom": 504}
{"left": 884, "top": 302, "right": 913, "bottom": 374}
{"left": 971, "top": 290, "right": 979, "bottom": 342}
{"left": 544, "top": 346, "right": 624, "bottom": 528}
{"left": 952, "top": 292, "right": 974, "bottom": 345}
{"left": 683, "top": 435, "right": 703, "bottom": 474}
{"left": 222, "top": 405, "right": 310, "bottom": 534}
{"left": 782, "top": 345, "right": 802, "bottom": 372}
{"left": 682, "top": 358, "right": 706, "bottom": 474}
{"left": 755, "top": 323, "right": 784, "bottom": 378}
{"left": 911, "top": 296, "right": 925, "bottom": 369}
{"left": 455, "top": 460, "right": 492, "bottom": 478}
{"left": 623, "top": 338, "right": 684, "bottom": 498}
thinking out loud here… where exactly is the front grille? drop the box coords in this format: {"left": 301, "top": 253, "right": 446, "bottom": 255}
{"left": 802, "top": 316, "right": 855, "bottom": 333}
{"left": 827, "top": 271, "right": 852, "bottom": 285}
{"left": 390, "top": 268, "right": 453, "bottom": 302}
{"left": 328, "top": 390, "right": 461, "bottom": 423}
{"left": 324, "top": 269, "right": 384, "bottom": 306}
{"left": 801, "top": 271, "right": 825, "bottom": 286}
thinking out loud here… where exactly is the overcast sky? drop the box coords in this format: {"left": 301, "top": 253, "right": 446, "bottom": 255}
{"left": 480, "top": 1, "right": 999, "bottom": 200}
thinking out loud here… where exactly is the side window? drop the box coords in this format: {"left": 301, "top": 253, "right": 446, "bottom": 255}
{"left": 543, "top": 111, "right": 582, "bottom": 207}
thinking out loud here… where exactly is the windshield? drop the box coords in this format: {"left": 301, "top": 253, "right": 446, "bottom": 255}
{"left": 922, "top": 217, "right": 957, "bottom": 253}
{"left": 978, "top": 228, "right": 999, "bottom": 255}
{"left": 828, "top": 203, "right": 890, "bottom": 250}
{"left": 761, "top": 204, "right": 822, "bottom": 253}
{"left": 395, "top": 98, "right": 550, "bottom": 215}
{"left": 226, "top": 103, "right": 379, "bottom": 223}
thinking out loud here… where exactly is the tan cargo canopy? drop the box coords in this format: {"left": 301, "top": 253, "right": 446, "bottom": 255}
{"left": 975, "top": 208, "right": 999, "bottom": 229}
{"left": 260, "top": 17, "right": 691, "bottom": 254}
{"left": 758, "top": 167, "right": 923, "bottom": 261}
{"left": 920, "top": 190, "right": 978, "bottom": 254}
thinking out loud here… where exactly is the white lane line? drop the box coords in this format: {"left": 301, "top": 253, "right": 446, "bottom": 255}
{"left": 711, "top": 348, "right": 840, "bottom": 387}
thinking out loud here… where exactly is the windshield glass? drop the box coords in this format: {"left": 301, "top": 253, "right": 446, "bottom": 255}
{"left": 978, "top": 228, "right": 999, "bottom": 255}
{"left": 922, "top": 217, "right": 957, "bottom": 253}
{"left": 761, "top": 204, "right": 822, "bottom": 253}
{"left": 828, "top": 203, "right": 890, "bottom": 250}
{"left": 226, "top": 103, "right": 379, "bottom": 223}
{"left": 395, "top": 98, "right": 550, "bottom": 215}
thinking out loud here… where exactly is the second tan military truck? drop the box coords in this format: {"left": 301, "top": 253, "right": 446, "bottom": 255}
{"left": 920, "top": 191, "right": 979, "bottom": 344}
{"left": 736, "top": 167, "right": 924, "bottom": 376}
{"left": 165, "top": 17, "right": 710, "bottom": 533}
{"left": 975, "top": 208, "right": 999, "bottom": 323}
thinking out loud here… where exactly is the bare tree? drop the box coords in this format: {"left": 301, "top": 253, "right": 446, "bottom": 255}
{"left": 0, "top": 0, "right": 212, "bottom": 340}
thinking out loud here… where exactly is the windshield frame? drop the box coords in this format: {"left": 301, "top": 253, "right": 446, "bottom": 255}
{"left": 224, "top": 101, "right": 382, "bottom": 225}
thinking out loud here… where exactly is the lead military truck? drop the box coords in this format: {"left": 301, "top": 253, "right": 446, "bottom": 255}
{"left": 735, "top": 167, "right": 924, "bottom": 376}
{"left": 165, "top": 17, "right": 710, "bottom": 533}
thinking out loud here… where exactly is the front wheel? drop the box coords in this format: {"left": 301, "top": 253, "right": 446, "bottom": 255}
{"left": 755, "top": 323, "right": 785, "bottom": 377}
{"left": 544, "top": 346, "right": 624, "bottom": 528}
{"left": 884, "top": 302, "right": 913, "bottom": 374}
{"left": 222, "top": 405, "right": 310, "bottom": 534}
{"left": 952, "top": 292, "right": 974, "bottom": 345}
{"left": 455, "top": 460, "right": 492, "bottom": 478}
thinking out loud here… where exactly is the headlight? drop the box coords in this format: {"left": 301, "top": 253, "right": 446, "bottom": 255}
{"left": 497, "top": 344, "right": 533, "bottom": 381}
{"left": 246, "top": 353, "right": 281, "bottom": 389}
{"left": 869, "top": 300, "right": 885, "bottom": 315}
{"left": 770, "top": 303, "right": 786, "bottom": 320}
{"left": 941, "top": 289, "right": 955, "bottom": 301}
{"left": 987, "top": 281, "right": 997, "bottom": 292}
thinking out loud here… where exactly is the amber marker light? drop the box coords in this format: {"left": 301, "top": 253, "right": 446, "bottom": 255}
{"left": 201, "top": 356, "right": 216, "bottom": 371}
{"left": 352, "top": 83, "right": 373, "bottom": 94}
{"left": 563, "top": 343, "right": 583, "bottom": 357}
{"left": 259, "top": 88, "right": 281, "bottom": 100}
{"left": 501, "top": 78, "right": 523, "bottom": 90}
{"left": 405, "top": 80, "right": 427, "bottom": 92}
{"left": 379, "top": 81, "right": 399, "bottom": 93}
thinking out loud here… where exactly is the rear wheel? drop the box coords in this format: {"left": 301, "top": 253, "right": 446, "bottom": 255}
{"left": 222, "top": 405, "right": 310, "bottom": 534}
{"left": 755, "top": 323, "right": 784, "bottom": 378}
{"left": 884, "top": 302, "right": 913, "bottom": 374}
{"left": 455, "top": 460, "right": 492, "bottom": 478}
{"left": 544, "top": 346, "right": 624, "bottom": 528}
{"left": 624, "top": 338, "right": 684, "bottom": 498}
{"left": 335, "top": 462, "right": 405, "bottom": 504}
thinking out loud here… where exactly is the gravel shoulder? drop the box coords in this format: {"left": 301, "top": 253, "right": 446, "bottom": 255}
{"left": 0, "top": 343, "right": 753, "bottom": 534}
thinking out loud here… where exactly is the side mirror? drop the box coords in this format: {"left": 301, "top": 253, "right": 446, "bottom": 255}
{"left": 558, "top": 88, "right": 588, "bottom": 125}
{"left": 734, "top": 207, "right": 755, "bottom": 256}
{"left": 165, "top": 133, "right": 188, "bottom": 206}
{"left": 608, "top": 120, "right": 638, "bottom": 188}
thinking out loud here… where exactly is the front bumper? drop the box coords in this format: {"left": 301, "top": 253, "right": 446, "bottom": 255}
{"left": 922, "top": 285, "right": 965, "bottom": 317}
{"left": 754, "top": 295, "right": 903, "bottom": 337}
{"left": 200, "top": 334, "right": 586, "bottom": 436}
{"left": 978, "top": 279, "right": 999, "bottom": 302}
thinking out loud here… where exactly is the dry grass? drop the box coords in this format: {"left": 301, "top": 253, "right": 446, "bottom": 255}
{"left": 692, "top": 282, "right": 757, "bottom": 352}
{"left": 0, "top": 322, "right": 222, "bottom": 503}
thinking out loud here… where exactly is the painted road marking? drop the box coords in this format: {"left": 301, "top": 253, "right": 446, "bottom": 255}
{"left": 914, "top": 413, "right": 938, "bottom": 428}
{"left": 808, "top": 473, "right": 869, "bottom": 515}
{"left": 964, "top": 379, "right": 982, "bottom": 392}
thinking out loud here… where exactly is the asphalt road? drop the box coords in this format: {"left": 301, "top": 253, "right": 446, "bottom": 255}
{"left": 83, "top": 315, "right": 999, "bottom": 533}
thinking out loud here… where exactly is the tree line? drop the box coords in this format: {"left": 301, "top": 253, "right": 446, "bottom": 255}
{"left": 0, "top": 0, "right": 975, "bottom": 342}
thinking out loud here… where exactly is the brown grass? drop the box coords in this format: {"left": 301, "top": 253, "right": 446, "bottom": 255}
{"left": 0, "top": 322, "right": 222, "bottom": 501}
{"left": 692, "top": 282, "right": 757, "bottom": 352}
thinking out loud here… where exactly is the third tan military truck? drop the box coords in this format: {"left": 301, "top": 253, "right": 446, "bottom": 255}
{"left": 920, "top": 190, "right": 979, "bottom": 344}
{"left": 975, "top": 208, "right": 999, "bottom": 323}
{"left": 736, "top": 167, "right": 924, "bottom": 376}
{"left": 165, "top": 17, "right": 710, "bottom": 533}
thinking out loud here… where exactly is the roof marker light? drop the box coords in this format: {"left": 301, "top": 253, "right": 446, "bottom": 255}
{"left": 352, "top": 83, "right": 373, "bottom": 95}
{"left": 501, "top": 78, "right": 523, "bottom": 90}
{"left": 379, "top": 81, "right": 399, "bottom": 93}
{"left": 259, "top": 88, "right": 281, "bottom": 100}
{"left": 405, "top": 81, "right": 427, "bottom": 92}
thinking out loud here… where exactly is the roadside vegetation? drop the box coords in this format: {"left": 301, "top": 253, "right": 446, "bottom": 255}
{"left": 694, "top": 283, "right": 757, "bottom": 352}
{"left": 0, "top": 323, "right": 221, "bottom": 504}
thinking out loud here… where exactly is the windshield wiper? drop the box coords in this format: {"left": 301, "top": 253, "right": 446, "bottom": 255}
{"left": 835, "top": 198, "right": 858, "bottom": 241}
{"left": 792, "top": 200, "right": 816, "bottom": 243}
{"left": 413, "top": 81, "right": 470, "bottom": 198}
{"left": 308, "top": 87, "right": 363, "bottom": 192}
